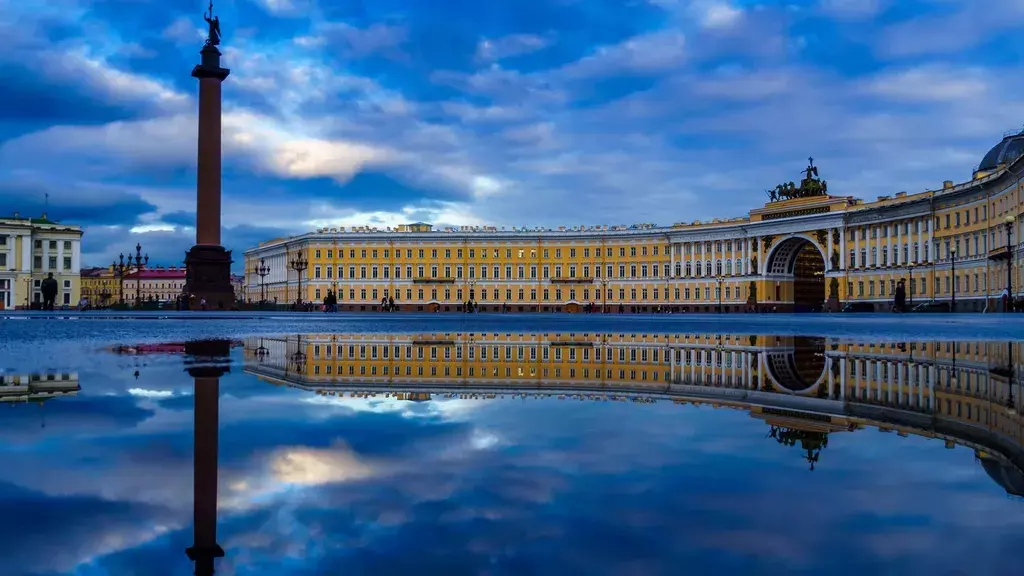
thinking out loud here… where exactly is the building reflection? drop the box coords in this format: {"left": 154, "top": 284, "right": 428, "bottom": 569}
{"left": 243, "top": 333, "right": 1024, "bottom": 494}
{"left": 0, "top": 372, "right": 80, "bottom": 403}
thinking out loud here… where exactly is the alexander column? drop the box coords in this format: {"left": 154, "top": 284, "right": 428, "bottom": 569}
{"left": 184, "top": 1, "right": 234, "bottom": 310}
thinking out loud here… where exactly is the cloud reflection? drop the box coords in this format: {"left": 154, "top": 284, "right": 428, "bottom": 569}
{"left": 1, "top": 333, "right": 1023, "bottom": 576}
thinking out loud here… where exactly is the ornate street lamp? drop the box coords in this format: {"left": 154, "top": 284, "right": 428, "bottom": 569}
{"left": 114, "top": 244, "right": 148, "bottom": 305}
{"left": 289, "top": 251, "right": 308, "bottom": 306}
{"left": 253, "top": 257, "right": 270, "bottom": 309}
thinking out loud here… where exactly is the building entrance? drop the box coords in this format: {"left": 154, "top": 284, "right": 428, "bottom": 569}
{"left": 767, "top": 237, "right": 827, "bottom": 312}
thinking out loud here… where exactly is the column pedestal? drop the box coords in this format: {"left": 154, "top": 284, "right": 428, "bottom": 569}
{"left": 184, "top": 245, "right": 235, "bottom": 310}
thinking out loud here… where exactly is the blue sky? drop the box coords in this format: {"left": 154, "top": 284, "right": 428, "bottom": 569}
{"left": 2, "top": 0, "right": 1023, "bottom": 270}
{"left": 1, "top": 341, "right": 1023, "bottom": 575}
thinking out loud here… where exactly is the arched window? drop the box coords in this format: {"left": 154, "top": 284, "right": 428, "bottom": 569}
{"left": 706, "top": 260, "right": 712, "bottom": 276}
{"left": 735, "top": 258, "right": 743, "bottom": 274}
{"left": 685, "top": 262, "right": 692, "bottom": 277}
{"left": 716, "top": 260, "right": 723, "bottom": 276}
{"left": 674, "top": 263, "right": 681, "bottom": 277}
{"left": 695, "top": 261, "right": 702, "bottom": 276}
{"left": 882, "top": 246, "right": 888, "bottom": 266}
{"left": 725, "top": 259, "right": 733, "bottom": 275}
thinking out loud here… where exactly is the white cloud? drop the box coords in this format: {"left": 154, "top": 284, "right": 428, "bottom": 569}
{"left": 818, "top": 0, "right": 887, "bottom": 19}
{"left": 560, "top": 30, "right": 687, "bottom": 78}
{"left": 161, "top": 16, "right": 205, "bottom": 45}
{"left": 859, "top": 66, "right": 989, "bottom": 103}
{"left": 476, "top": 34, "right": 551, "bottom": 61}
{"left": 319, "top": 21, "right": 408, "bottom": 58}
{"left": 694, "top": 1, "right": 744, "bottom": 29}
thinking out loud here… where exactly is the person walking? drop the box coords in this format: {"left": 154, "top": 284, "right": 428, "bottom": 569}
{"left": 894, "top": 279, "right": 906, "bottom": 312}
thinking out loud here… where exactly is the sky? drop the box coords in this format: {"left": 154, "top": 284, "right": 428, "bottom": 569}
{"left": 2, "top": 0, "right": 1024, "bottom": 271}
{"left": 1, "top": 335, "right": 1022, "bottom": 575}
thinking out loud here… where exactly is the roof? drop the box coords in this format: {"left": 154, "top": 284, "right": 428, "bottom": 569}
{"left": 125, "top": 268, "right": 186, "bottom": 279}
{"left": 979, "top": 128, "right": 1024, "bottom": 172}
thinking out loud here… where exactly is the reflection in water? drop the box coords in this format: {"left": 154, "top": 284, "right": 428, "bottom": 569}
{"left": 6, "top": 333, "right": 1023, "bottom": 575}
{"left": 244, "top": 333, "right": 1024, "bottom": 491}
{"left": 183, "top": 341, "right": 230, "bottom": 576}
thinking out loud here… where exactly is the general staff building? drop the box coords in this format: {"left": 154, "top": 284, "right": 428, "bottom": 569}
{"left": 244, "top": 130, "right": 1024, "bottom": 312}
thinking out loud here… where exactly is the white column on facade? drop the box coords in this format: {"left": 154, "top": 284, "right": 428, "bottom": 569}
{"left": 21, "top": 233, "right": 31, "bottom": 272}
{"left": 670, "top": 242, "right": 676, "bottom": 278}
{"left": 853, "top": 227, "right": 860, "bottom": 268}
{"left": 839, "top": 357, "right": 847, "bottom": 401}
{"left": 895, "top": 220, "right": 902, "bottom": 266}
{"left": 41, "top": 240, "right": 48, "bottom": 272}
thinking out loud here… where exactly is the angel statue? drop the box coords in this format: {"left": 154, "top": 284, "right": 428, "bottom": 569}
{"left": 766, "top": 188, "right": 778, "bottom": 202}
{"left": 204, "top": 1, "right": 221, "bottom": 46}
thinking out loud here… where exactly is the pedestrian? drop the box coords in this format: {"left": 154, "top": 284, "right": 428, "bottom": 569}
{"left": 40, "top": 273, "right": 58, "bottom": 310}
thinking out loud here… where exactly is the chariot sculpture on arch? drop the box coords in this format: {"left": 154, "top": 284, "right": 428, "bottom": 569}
{"left": 767, "top": 156, "right": 830, "bottom": 202}
{"left": 204, "top": 0, "right": 222, "bottom": 46}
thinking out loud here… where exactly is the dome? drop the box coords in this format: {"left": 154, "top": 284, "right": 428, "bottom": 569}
{"left": 978, "top": 129, "right": 1024, "bottom": 172}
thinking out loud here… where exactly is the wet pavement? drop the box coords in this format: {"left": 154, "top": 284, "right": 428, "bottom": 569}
{"left": 1, "top": 316, "right": 1022, "bottom": 575}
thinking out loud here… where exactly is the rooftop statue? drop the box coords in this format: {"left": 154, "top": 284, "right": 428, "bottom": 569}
{"left": 204, "top": 1, "right": 221, "bottom": 46}
{"left": 768, "top": 157, "right": 829, "bottom": 202}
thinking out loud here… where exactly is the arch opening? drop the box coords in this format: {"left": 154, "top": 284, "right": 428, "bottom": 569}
{"left": 767, "top": 237, "right": 827, "bottom": 312}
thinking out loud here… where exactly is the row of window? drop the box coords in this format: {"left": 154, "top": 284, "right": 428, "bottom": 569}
{"left": 311, "top": 245, "right": 675, "bottom": 262}
{"left": 308, "top": 260, "right": 747, "bottom": 281}
{"left": 311, "top": 284, "right": 746, "bottom": 303}
{"left": 311, "top": 343, "right": 741, "bottom": 364}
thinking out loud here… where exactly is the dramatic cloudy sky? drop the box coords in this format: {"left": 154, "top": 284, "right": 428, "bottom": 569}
{"left": 2, "top": 0, "right": 1023, "bottom": 270}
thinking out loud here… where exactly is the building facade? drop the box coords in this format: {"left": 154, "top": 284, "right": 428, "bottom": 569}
{"left": 243, "top": 332, "right": 1024, "bottom": 493}
{"left": 0, "top": 213, "right": 83, "bottom": 309}
{"left": 123, "top": 267, "right": 187, "bottom": 303}
{"left": 244, "top": 131, "right": 1024, "bottom": 312}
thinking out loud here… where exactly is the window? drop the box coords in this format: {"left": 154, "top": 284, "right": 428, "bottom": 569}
{"left": 0, "top": 254, "right": 5, "bottom": 268}
{"left": 63, "top": 241, "right": 71, "bottom": 250}
{"left": 48, "top": 256, "right": 57, "bottom": 269}
{"left": 49, "top": 240, "right": 57, "bottom": 249}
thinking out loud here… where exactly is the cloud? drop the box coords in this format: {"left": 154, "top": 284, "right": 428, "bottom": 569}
{"left": 317, "top": 22, "right": 409, "bottom": 59}
{"left": 476, "top": 34, "right": 552, "bottom": 62}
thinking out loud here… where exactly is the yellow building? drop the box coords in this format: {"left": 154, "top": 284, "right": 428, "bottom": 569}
{"left": 81, "top": 266, "right": 118, "bottom": 305}
{"left": 244, "top": 131, "right": 1024, "bottom": 312}
{"left": 0, "top": 212, "right": 84, "bottom": 309}
{"left": 242, "top": 332, "right": 1024, "bottom": 493}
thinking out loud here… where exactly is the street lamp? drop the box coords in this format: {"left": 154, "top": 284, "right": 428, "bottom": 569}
{"left": 949, "top": 248, "right": 956, "bottom": 312}
{"left": 289, "top": 251, "right": 308, "bottom": 307}
{"left": 715, "top": 275, "right": 724, "bottom": 313}
{"left": 253, "top": 258, "right": 270, "bottom": 309}
{"left": 467, "top": 279, "right": 477, "bottom": 312}
{"left": 599, "top": 278, "right": 610, "bottom": 313}
{"left": 1004, "top": 215, "right": 1014, "bottom": 312}
{"left": 907, "top": 263, "right": 915, "bottom": 309}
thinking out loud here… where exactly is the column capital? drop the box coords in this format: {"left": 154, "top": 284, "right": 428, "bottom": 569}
{"left": 192, "top": 45, "right": 230, "bottom": 81}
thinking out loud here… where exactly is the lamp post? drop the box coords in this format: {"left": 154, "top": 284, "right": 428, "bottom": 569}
{"left": 950, "top": 248, "right": 956, "bottom": 312}
{"left": 289, "top": 251, "right": 308, "bottom": 308}
{"left": 253, "top": 257, "right": 270, "bottom": 309}
{"left": 1005, "top": 215, "right": 1014, "bottom": 312}
{"left": 715, "top": 275, "right": 724, "bottom": 313}
{"left": 907, "top": 263, "right": 914, "bottom": 309}
{"left": 599, "top": 278, "right": 610, "bottom": 313}
{"left": 468, "top": 278, "right": 477, "bottom": 312}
